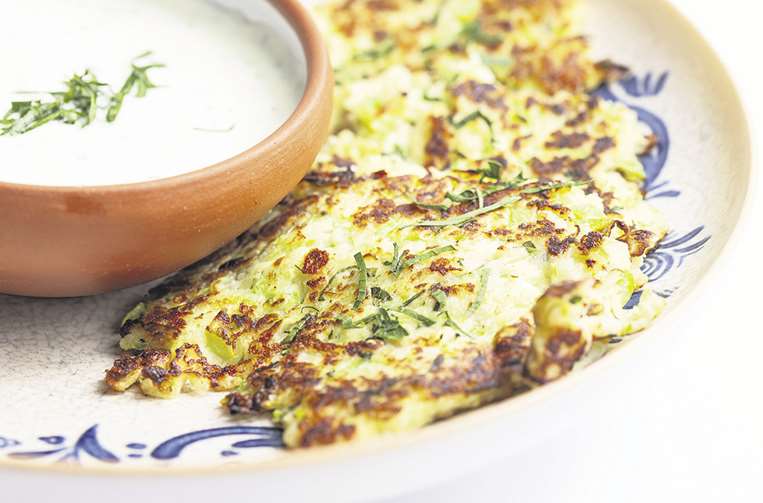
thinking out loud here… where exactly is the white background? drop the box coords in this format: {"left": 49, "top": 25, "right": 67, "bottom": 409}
{"left": 404, "top": 0, "right": 763, "bottom": 501}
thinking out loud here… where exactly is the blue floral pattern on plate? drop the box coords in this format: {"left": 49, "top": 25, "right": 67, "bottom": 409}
{"left": 6, "top": 425, "right": 284, "bottom": 464}
{"left": 3, "top": 71, "right": 711, "bottom": 465}
{"left": 594, "top": 71, "right": 711, "bottom": 306}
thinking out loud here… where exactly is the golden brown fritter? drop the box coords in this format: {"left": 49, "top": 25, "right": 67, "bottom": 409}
{"left": 106, "top": 0, "right": 667, "bottom": 448}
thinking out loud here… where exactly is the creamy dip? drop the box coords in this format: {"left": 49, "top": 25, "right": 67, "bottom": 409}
{"left": 0, "top": 0, "right": 305, "bottom": 186}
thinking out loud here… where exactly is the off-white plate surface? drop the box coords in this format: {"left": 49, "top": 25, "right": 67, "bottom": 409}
{"left": 0, "top": 0, "right": 752, "bottom": 501}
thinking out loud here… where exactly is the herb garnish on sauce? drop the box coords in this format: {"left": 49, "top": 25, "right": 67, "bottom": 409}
{"left": 107, "top": 52, "right": 164, "bottom": 122}
{"left": 1, "top": 52, "right": 163, "bottom": 136}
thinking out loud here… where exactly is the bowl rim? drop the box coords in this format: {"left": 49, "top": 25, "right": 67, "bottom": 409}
{"left": 0, "top": 0, "right": 331, "bottom": 194}
{"left": 0, "top": 0, "right": 756, "bottom": 481}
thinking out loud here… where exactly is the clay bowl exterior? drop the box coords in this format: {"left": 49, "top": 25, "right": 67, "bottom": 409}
{"left": 0, "top": 0, "right": 333, "bottom": 298}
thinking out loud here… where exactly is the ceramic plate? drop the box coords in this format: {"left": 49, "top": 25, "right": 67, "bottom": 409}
{"left": 0, "top": 0, "right": 752, "bottom": 501}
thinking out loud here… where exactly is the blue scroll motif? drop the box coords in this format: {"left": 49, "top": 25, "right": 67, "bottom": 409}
{"left": 151, "top": 426, "right": 284, "bottom": 460}
{"left": 620, "top": 72, "right": 670, "bottom": 98}
{"left": 641, "top": 226, "right": 712, "bottom": 283}
{"left": 8, "top": 425, "right": 118, "bottom": 463}
{"left": 3, "top": 72, "right": 713, "bottom": 466}
{"left": 624, "top": 225, "right": 711, "bottom": 310}
{"left": 597, "top": 71, "right": 711, "bottom": 308}
{"left": 5, "top": 424, "right": 284, "bottom": 464}
{"left": 593, "top": 72, "right": 675, "bottom": 199}
{"left": 0, "top": 437, "right": 20, "bottom": 449}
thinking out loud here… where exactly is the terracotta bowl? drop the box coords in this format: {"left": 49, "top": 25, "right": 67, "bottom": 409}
{"left": 0, "top": 0, "right": 333, "bottom": 298}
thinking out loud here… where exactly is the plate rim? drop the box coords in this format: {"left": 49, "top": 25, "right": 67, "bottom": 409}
{"left": 0, "top": 0, "right": 757, "bottom": 478}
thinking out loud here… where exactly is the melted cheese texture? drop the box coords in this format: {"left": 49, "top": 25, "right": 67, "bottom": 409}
{"left": 106, "top": 0, "right": 669, "bottom": 448}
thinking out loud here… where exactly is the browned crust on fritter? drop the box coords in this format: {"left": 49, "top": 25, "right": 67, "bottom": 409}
{"left": 107, "top": 0, "right": 665, "bottom": 449}
{"left": 224, "top": 338, "right": 529, "bottom": 446}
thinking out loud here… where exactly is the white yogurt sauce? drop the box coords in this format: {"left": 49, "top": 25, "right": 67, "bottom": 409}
{"left": 0, "top": 0, "right": 305, "bottom": 186}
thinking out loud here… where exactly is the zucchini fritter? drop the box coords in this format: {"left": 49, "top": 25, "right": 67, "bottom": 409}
{"left": 106, "top": 0, "right": 668, "bottom": 448}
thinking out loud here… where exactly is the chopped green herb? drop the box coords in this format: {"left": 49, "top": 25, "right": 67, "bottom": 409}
{"left": 404, "top": 195, "right": 520, "bottom": 229}
{"left": 476, "top": 188, "right": 485, "bottom": 209}
{"left": 488, "top": 177, "right": 584, "bottom": 196}
{"left": 107, "top": 54, "right": 164, "bottom": 122}
{"left": 384, "top": 243, "right": 405, "bottom": 275}
{"left": 56, "top": 71, "right": 108, "bottom": 126}
{"left": 340, "top": 313, "right": 378, "bottom": 329}
{"left": 451, "top": 110, "right": 493, "bottom": 129}
{"left": 394, "top": 245, "right": 456, "bottom": 277}
{"left": 520, "top": 180, "right": 590, "bottom": 194}
{"left": 369, "top": 308, "right": 409, "bottom": 341}
{"left": 446, "top": 189, "right": 482, "bottom": 204}
{"left": 570, "top": 295, "right": 583, "bottom": 304}
{"left": 523, "top": 241, "right": 537, "bottom": 254}
{"left": 447, "top": 186, "right": 499, "bottom": 206}
{"left": 432, "top": 290, "right": 449, "bottom": 311}
{"left": 353, "top": 252, "right": 369, "bottom": 309}
{"left": 460, "top": 20, "right": 502, "bottom": 47}
{"left": 1, "top": 53, "right": 162, "bottom": 136}
{"left": 354, "top": 39, "right": 396, "bottom": 61}
{"left": 480, "top": 159, "right": 504, "bottom": 182}
{"left": 499, "top": 172, "right": 529, "bottom": 188}
{"left": 468, "top": 268, "right": 489, "bottom": 315}
{"left": 412, "top": 201, "right": 450, "bottom": 211}
{"left": 385, "top": 243, "right": 397, "bottom": 264}
{"left": 371, "top": 286, "right": 393, "bottom": 303}
{"left": 401, "top": 290, "right": 425, "bottom": 308}
{"left": 1, "top": 101, "right": 61, "bottom": 136}
{"left": 1, "top": 70, "right": 106, "bottom": 136}
{"left": 432, "top": 290, "right": 471, "bottom": 337}
{"left": 341, "top": 308, "right": 410, "bottom": 341}
{"left": 339, "top": 318, "right": 356, "bottom": 329}
{"left": 396, "top": 308, "right": 437, "bottom": 327}
{"left": 318, "top": 266, "right": 356, "bottom": 301}
{"left": 404, "top": 180, "right": 590, "bottom": 229}
{"left": 443, "top": 312, "right": 471, "bottom": 337}
{"left": 282, "top": 314, "right": 315, "bottom": 344}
